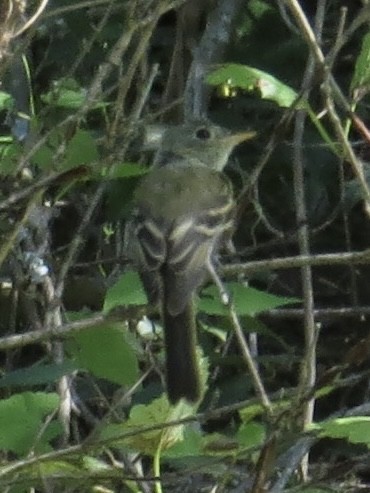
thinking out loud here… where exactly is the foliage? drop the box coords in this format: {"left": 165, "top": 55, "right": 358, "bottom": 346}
{"left": 0, "top": 0, "right": 370, "bottom": 492}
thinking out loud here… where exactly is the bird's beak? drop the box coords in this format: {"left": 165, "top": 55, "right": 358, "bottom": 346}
{"left": 226, "top": 130, "right": 256, "bottom": 146}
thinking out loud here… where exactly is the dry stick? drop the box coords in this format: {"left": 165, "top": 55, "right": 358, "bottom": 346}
{"left": 12, "top": 0, "right": 49, "bottom": 38}
{"left": 285, "top": 0, "right": 370, "bottom": 209}
{"left": 295, "top": 3, "right": 327, "bottom": 482}
{"left": 207, "top": 261, "right": 272, "bottom": 413}
{"left": 184, "top": 0, "right": 245, "bottom": 119}
{"left": 223, "top": 248, "right": 370, "bottom": 277}
{"left": 109, "top": 18, "right": 158, "bottom": 142}
{"left": 263, "top": 305, "right": 370, "bottom": 320}
{"left": 0, "top": 167, "right": 88, "bottom": 212}
{"left": 291, "top": 10, "right": 319, "bottom": 481}
{"left": 43, "top": 0, "right": 115, "bottom": 19}
{"left": 325, "top": 6, "right": 347, "bottom": 70}
{"left": 326, "top": 5, "right": 370, "bottom": 67}
{"left": 43, "top": 275, "right": 72, "bottom": 444}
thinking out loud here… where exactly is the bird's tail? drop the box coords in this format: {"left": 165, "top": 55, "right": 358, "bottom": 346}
{"left": 162, "top": 298, "right": 200, "bottom": 404}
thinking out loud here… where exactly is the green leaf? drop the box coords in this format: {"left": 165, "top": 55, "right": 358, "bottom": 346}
{"left": 207, "top": 63, "right": 303, "bottom": 108}
{"left": 0, "top": 91, "right": 14, "bottom": 110}
{"left": 199, "top": 283, "right": 299, "bottom": 316}
{"left": 351, "top": 32, "right": 370, "bottom": 94}
{"left": 0, "top": 142, "right": 22, "bottom": 175}
{"left": 67, "top": 324, "right": 139, "bottom": 386}
{"left": 41, "top": 88, "right": 85, "bottom": 109}
{"left": 314, "top": 416, "right": 370, "bottom": 447}
{"left": 108, "top": 162, "right": 148, "bottom": 179}
{"left": 41, "top": 78, "right": 107, "bottom": 110}
{"left": 31, "top": 142, "right": 54, "bottom": 169}
{"left": 207, "top": 64, "right": 339, "bottom": 155}
{"left": 104, "top": 271, "right": 147, "bottom": 312}
{"left": 163, "top": 427, "right": 203, "bottom": 458}
{"left": 0, "top": 392, "right": 60, "bottom": 455}
{"left": 100, "top": 394, "right": 196, "bottom": 455}
{"left": 0, "top": 361, "right": 77, "bottom": 388}
{"left": 248, "top": 0, "right": 272, "bottom": 17}
{"left": 167, "top": 424, "right": 264, "bottom": 459}
{"left": 239, "top": 403, "right": 265, "bottom": 422}
{"left": 63, "top": 129, "right": 99, "bottom": 169}
{"left": 236, "top": 421, "right": 266, "bottom": 449}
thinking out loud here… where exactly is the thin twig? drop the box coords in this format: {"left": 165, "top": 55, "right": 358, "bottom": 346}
{"left": 207, "top": 263, "right": 272, "bottom": 414}
{"left": 291, "top": 1, "right": 326, "bottom": 479}
{"left": 13, "top": 0, "right": 49, "bottom": 38}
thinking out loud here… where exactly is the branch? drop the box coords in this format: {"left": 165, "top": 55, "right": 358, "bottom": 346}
{"left": 184, "top": 0, "right": 245, "bottom": 118}
{"left": 0, "top": 305, "right": 147, "bottom": 351}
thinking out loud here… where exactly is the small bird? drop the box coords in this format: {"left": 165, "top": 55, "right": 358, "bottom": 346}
{"left": 126, "top": 120, "right": 254, "bottom": 404}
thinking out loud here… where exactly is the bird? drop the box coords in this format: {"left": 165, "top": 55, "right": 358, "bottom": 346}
{"left": 125, "top": 119, "right": 255, "bottom": 404}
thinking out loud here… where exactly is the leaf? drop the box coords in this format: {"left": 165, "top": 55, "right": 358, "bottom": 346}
{"left": 100, "top": 394, "right": 196, "bottom": 455}
{"left": 351, "top": 32, "right": 370, "bottom": 95}
{"left": 103, "top": 271, "right": 147, "bottom": 312}
{"left": 236, "top": 422, "right": 266, "bottom": 450}
{"left": 314, "top": 416, "right": 370, "bottom": 448}
{"left": 99, "top": 356, "right": 206, "bottom": 455}
{"left": 67, "top": 324, "right": 139, "bottom": 386}
{"left": 207, "top": 63, "right": 303, "bottom": 108}
{"left": 108, "top": 162, "right": 148, "bottom": 179}
{"left": 162, "top": 427, "right": 203, "bottom": 458}
{"left": 0, "top": 142, "right": 22, "bottom": 175}
{"left": 167, "top": 422, "right": 265, "bottom": 459}
{"left": 0, "top": 91, "right": 14, "bottom": 110}
{"left": 31, "top": 141, "right": 55, "bottom": 170}
{"left": 63, "top": 129, "right": 99, "bottom": 169}
{"left": 41, "top": 78, "right": 107, "bottom": 110}
{"left": 0, "top": 361, "right": 77, "bottom": 388}
{"left": 199, "top": 283, "right": 299, "bottom": 316}
{"left": 0, "top": 392, "right": 60, "bottom": 455}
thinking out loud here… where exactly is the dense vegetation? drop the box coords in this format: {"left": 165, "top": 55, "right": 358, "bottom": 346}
{"left": 1, "top": 0, "right": 370, "bottom": 491}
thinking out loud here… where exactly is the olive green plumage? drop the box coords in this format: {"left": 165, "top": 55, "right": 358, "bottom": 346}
{"left": 126, "top": 120, "right": 254, "bottom": 403}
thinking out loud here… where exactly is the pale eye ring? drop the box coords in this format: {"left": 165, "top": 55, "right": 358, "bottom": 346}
{"left": 195, "top": 127, "right": 211, "bottom": 140}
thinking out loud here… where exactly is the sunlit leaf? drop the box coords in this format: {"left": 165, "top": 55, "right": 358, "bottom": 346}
{"left": 207, "top": 63, "right": 303, "bottom": 108}
{"left": 100, "top": 394, "right": 195, "bottom": 454}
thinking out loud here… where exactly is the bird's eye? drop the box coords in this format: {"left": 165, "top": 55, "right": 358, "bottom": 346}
{"left": 195, "top": 127, "right": 211, "bottom": 140}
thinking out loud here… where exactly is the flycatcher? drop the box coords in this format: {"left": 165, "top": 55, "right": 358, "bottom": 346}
{"left": 126, "top": 120, "right": 254, "bottom": 403}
